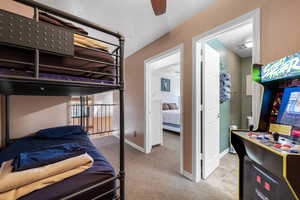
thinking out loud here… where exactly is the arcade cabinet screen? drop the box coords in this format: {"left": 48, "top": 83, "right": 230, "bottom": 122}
{"left": 277, "top": 87, "right": 300, "bottom": 127}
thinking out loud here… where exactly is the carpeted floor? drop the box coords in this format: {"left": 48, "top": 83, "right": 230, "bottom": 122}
{"left": 92, "top": 132, "right": 238, "bottom": 200}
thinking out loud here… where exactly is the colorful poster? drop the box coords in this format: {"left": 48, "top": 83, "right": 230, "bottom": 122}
{"left": 261, "top": 52, "right": 300, "bottom": 82}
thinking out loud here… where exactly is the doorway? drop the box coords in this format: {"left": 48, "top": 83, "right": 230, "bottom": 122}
{"left": 192, "top": 9, "right": 261, "bottom": 181}
{"left": 144, "top": 44, "right": 184, "bottom": 175}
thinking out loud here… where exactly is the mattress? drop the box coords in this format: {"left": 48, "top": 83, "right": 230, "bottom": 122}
{"left": 163, "top": 122, "right": 180, "bottom": 128}
{"left": 162, "top": 109, "right": 181, "bottom": 125}
{"left": 0, "top": 134, "right": 116, "bottom": 200}
{"left": 163, "top": 123, "right": 180, "bottom": 133}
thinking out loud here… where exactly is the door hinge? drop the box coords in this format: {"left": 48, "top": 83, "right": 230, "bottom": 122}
{"left": 199, "top": 104, "right": 203, "bottom": 111}
{"left": 199, "top": 153, "right": 203, "bottom": 160}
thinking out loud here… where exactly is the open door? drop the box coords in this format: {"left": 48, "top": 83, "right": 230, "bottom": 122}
{"left": 150, "top": 71, "right": 163, "bottom": 146}
{"left": 201, "top": 43, "right": 220, "bottom": 179}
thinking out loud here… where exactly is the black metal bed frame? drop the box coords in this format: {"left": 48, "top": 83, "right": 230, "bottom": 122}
{"left": 0, "top": 0, "right": 125, "bottom": 199}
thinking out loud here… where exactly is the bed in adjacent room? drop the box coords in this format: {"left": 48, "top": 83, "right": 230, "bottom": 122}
{"left": 162, "top": 103, "right": 181, "bottom": 133}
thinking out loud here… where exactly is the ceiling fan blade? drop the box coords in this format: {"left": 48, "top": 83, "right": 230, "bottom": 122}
{"left": 151, "top": 0, "right": 166, "bottom": 16}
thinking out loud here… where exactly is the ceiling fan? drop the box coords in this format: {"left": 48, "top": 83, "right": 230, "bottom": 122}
{"left": 151, "top": 0, "right": 167, "bottom": 16}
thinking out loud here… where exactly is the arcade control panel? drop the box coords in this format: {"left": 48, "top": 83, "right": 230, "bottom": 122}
{"left": 239, "top": 131, "right": 300, "bottom": 154}
{"left": 231, "top": 130, "right": 300, "bottom": 200}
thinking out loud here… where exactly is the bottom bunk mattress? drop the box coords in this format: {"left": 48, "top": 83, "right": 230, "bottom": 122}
{"left": 0, "top": 134, "right": 116, "bottom": 200}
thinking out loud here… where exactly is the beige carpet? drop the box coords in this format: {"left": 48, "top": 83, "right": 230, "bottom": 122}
{"left": 92, "top": 132, "right": 238, "bottom": 200}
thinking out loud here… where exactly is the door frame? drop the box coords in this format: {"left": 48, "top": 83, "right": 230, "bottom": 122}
{"left": 144, "top": 44, "right": 184, "bottom": 174}
{"left": 192, "top": 8, "right": 261, "bottom": 182}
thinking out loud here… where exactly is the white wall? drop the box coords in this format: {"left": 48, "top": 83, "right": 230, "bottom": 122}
{"left": 10, "top": 96, "right": 70, "bottom": 139}
{"left": 94, "top": 92, "right": 113, "bottom": 104}
{"left": 152, "top": 66, "right": 181, "bottom": 105}
{"left": 93, "top": 92, "right": 114, "bottom": 117}
{"left": 161, "top": 75, "right": 180, "bottom": 105}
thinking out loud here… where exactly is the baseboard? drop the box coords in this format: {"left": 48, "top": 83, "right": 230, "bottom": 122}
{"left": 182, "top": 170, "right": 194, "bottom": 181}
{"left": 180, "top": 149, "right": 228, "bottom": 182}
{"left": 113, "top": 133, "right": 145, "bottom": 153}
{"left": 219, "top": 148, "right": 229, "bottom": 159}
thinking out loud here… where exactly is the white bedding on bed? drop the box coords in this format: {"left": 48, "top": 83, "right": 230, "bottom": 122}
{"left": 162, "top": 109, "right": 181, "bottom": 125}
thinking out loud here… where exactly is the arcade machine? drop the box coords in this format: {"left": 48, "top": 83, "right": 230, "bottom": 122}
{"left": 232, "top": 52, "right": 300, "bottom": 200}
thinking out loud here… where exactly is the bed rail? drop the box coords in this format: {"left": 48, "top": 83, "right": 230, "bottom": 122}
{"left": 14, "top": 0, "right": 123, "bottom": 39}
{"left": 71, "top": 103, "right": 118, "bottom": 136}
{"left": 61, "top": 175, "right": 121, "bottom": 200}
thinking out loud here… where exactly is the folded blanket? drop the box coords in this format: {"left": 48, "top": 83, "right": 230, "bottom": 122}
{"left": 38, "top": 12, "right": 109, "bottom": 51}
{"left": 0, "top": 153, "right": 93, "bottom": 200}
{"left": 39, "top": 12, "right": 88, "bottom": 35}
{"left": 74, "top": 34, "right": 109, "bottom": 51}
{"left": 13, "top": 143, "right": 86, "bottom": 172}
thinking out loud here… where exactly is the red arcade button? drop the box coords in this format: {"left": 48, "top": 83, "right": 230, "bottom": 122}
{"left": 256, "top": 175, "right": 261, "bottom": 183}
{"left": 264, "top": 182, "right": 271, "bottom": 191}
{"left": 273, "top": 144, "right": 282, "bottom": 148}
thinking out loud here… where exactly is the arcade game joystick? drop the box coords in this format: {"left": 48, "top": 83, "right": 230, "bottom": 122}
{"left": 247, "top": 125, "right": 254, "bottom": 137}
{"left": 272, "top": 132, "right": 279, "bottom": 142}
{"left": 231, "top": 52, "right": 300, "bottom": 200}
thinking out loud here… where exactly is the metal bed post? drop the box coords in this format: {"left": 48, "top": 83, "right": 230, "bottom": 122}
{"left": 119, "top": 36, "right": 125, "bottom": 200}
{"left": 86, "top": 96, "right": 89, "bottom": 132}
{"left": 5, "top": 95, "right": 10, "bottom": 146}
{"left": 80, "top": 96, "right": 84, "bottom": 127}
{"left": 34, "top": 6, "right": 40, "bottom": 78}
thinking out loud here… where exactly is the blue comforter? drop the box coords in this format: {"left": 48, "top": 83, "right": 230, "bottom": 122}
{"left": 0, "top": 134, "right": 115, "bottom": 200}
{"left": 13, "top": 143, "right": 86, "bottom": 171}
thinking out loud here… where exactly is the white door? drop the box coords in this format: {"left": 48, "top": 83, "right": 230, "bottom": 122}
{"left": 150, "top": 71, "right": 163, "bottom": 146}
{"left": 202, "top": 43, "right": 220, "bottom": 179}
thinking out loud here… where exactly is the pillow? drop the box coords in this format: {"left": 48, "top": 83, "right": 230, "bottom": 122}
{"left": 168, "top": 103, "right": 178, "bottom": 110}
{"left": 36, "top": 125, "right": 87, "bottom": 138}
{"left": 162, "top": 103, "right": 170, "bottom": 110}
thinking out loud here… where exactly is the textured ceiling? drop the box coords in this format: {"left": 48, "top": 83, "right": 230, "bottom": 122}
{"left": 217, "top": 23, "right": 253, "bottom": 58}
{"left": 37, "top": 0, "right": 215, "bottom": 57}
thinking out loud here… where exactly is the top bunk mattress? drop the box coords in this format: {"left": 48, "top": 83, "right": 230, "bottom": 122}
{"left": 0, "top": 134, "right": 116, "bottom": 200}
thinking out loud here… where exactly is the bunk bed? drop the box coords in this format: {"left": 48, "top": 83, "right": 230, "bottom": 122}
{"left": 0, "top": 0, "right": 125, "bottom": 200}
